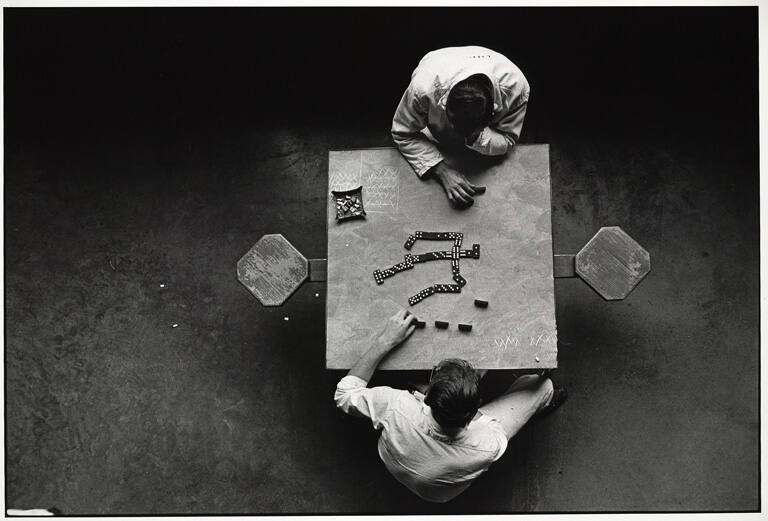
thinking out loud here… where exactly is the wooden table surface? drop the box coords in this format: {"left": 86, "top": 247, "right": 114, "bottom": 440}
{"left": 325, "top": 146, "right": 557, "bottom": 370}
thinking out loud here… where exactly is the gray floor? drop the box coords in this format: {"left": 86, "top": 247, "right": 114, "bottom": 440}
{"left": 4, "top": 7, "right": 759, "bottom": 514}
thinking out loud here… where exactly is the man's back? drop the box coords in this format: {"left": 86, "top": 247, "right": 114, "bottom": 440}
{"left": 335, "top": 375, "right": 507, "bottom": 503}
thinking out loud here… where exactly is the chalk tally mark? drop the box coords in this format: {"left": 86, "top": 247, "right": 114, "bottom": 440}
{"left": 530, "top": 333, "right": 557, "bottom": 346}
{"left": 493, "top": 333, "right": 557, "bottom": 350}
{"left": 362, "top": 166, "right": 399, "bottom": 211}
{"left": 493, "top": 336, "right": 521, "bottom": 350}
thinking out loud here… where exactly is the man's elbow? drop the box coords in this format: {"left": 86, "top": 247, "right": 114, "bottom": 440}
{"left": 390, "top": 129, "right": 401, "bottom": 146}
{"left": 489, "top": 135, "right": 518, "bottom": 156}
{"left": 476, "top": 141, "right": 511, "bottom": 157}
{"left": 391, "top": 128, "right": 414, "bottom": 148}
{"left": 473, "top": 130, "right": 517, "bottom": 156}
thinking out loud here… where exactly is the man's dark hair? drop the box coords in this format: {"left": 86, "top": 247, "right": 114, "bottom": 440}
{"left": 425, "top": 358, "right": 481, "bottom": 430}
{"left": 446, "top": 74, "right": 493, "bottom": 136}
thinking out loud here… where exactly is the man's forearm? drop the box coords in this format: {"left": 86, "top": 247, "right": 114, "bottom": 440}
{"left": 392, "top": 133, "right": 445, "bottom": 177}
{"left": 347, "top": 308, "right": 416, "bottom": 382}
{"left": 347, "top": 341, "right": 393, "bottom": 382}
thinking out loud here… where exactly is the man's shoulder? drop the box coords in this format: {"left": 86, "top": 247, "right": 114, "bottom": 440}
{"left": 408, "top": 66, "right": 441, "bottom": 100}
{"left": 378, "top": 389, "right": 430, "bottom": 423}
{"left": 490, "top": 55, "right": 529, "bottom": 101}
{"left": 367, "top": 385, "right": 422, "bottom": 407}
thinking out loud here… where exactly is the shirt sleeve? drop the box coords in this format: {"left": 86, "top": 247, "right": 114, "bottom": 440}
{"left": 391, "top": 85, "right": 444, "bottom": 177}
{"left": 334, "top": 375, "right": 403, "bottom": 430}
{"left": 466, "top": 101, "right": 528, "bottom": 156}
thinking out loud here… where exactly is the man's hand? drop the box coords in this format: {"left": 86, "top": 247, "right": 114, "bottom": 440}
{"left": 430, "top": 161, "right": 478, "bottom": 207}
{"left": 376, "top": 308, "right": 417, "bottom": 351}
{"left": 347, "top": 308, "right": 418, "bottom": 381}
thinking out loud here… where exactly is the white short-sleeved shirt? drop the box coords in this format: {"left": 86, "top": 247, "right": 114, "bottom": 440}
{"left": 334, "top": 375, "right": 508, "bottom": 503}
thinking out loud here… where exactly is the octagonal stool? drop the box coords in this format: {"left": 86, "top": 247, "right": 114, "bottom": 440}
{"left": 555, "top": 226, "right": 651, "bottom": 300}
{"left": 237, "top": 234, "right": 326, "bottom": 306}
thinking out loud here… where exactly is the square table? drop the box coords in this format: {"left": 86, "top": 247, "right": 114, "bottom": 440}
{"left": 326, "top": 145, "right": 557, "bottom": 370}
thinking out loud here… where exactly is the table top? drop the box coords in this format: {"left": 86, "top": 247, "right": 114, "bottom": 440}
{"left": 325, "top": 145, "right": 557, "bottom": 370}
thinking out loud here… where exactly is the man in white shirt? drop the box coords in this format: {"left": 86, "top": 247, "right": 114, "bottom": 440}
{"left": 334, "top": 309, "right": 566, "bottom": 503}
{"left": 391, "top": 46, "right": 530, "bottom": 207}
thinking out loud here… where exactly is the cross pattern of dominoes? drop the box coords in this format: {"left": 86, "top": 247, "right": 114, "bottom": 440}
{"left": 372, "top": 231, "right": 480, "bottom": 305}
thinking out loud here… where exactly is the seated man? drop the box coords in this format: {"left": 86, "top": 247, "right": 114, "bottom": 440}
{"left": 334, "top": 309, "right": 566, "bottom": 503}
{"left": 391, "top": 46, "right": 530, "bottom": 207}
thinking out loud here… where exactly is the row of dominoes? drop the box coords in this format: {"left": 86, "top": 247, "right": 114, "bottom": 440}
{"left": 408, "top": 299, "right": 489, "bottom": 332}
{"left": 405, "top": 246, "right": 480, "bottom": 264}
{"left": 410, "top": 318, "right": 472, "bottom": 332}
{"left": 433, "top": 284, "right": 462, "bottom": 293}
{"left": 407, "top": 279, "right": 466, "bottom": 304}
{"left": 405, "top": 231, "right": 464, "bottom": 250}
{"left": 414, "top": 250, "right": 452, "bottom": 262}
{"left": 373, "top": 259, "right": 415, "bottom": 285}
{"left": 375, "top": 251, "right": 474, "bottom": 286}
{"left": 408, "top": 285, "right": 436, "bottom": 305}
{"left": 435, "top": 320, "right": 472, "bottom": 332}
{"left": 414, "top": 231, "right": 462, "bottom": 241}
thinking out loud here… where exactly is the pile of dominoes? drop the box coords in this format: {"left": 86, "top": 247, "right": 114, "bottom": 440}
{"left": 331, "top": 186, "right": 366, "bottom": 222}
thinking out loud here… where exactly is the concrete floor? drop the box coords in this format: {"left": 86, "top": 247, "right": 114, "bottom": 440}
{"left": 4, "top": 7, "right": 759, "bottom": 514}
